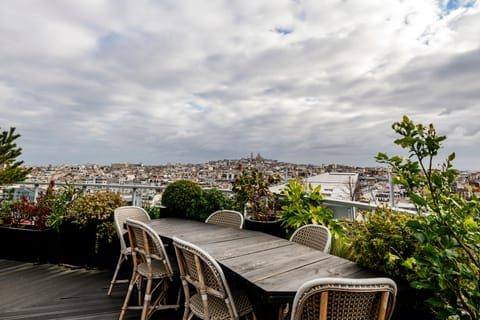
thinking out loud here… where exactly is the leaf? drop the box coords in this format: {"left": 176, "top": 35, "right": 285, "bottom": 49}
{"left": 409, "top": 193, "right": 427, "bottom": 206}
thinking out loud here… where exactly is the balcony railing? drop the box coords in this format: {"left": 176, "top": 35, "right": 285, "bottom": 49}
{"left": 3, "top": 181, "right": 416, "bottom": 220}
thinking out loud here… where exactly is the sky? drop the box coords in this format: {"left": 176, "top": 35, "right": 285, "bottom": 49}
{"left": 1, "top": 0, "right": 479, "bottom": 170}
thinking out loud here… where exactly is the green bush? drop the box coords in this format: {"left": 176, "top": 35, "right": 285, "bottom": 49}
{"left": 143, "top": 206, "right": 161, "bottom": 219}
{"left": 347, "top": 207, "right": 420, "bottom": 281}
{"left": 161, "top": 180, "right": 203, "bottom": 219}
{"left": 161, "top": 181, "right": 233, "bottom": 221}
{"left": 66, "top": 191, "right": 127, "bottom": 252}
{"left": 194, "top": 188, "right": 234, "bottom": 221}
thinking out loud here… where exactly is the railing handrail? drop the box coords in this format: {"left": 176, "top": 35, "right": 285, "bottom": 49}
{"left": 3, "top": 181, "right": 417, "bottom": 219}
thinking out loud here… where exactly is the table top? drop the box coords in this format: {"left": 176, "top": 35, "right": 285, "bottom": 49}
{"left": 146, "top": 218, "right": 376, "bottom": 295}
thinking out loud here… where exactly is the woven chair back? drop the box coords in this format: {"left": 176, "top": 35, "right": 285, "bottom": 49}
{"left": 114, "top": 206, "right": 151, "bottom": 253}
{"left": 289, "top": 224, "right": 332, "bottom": 253}
{"left": 173, "top": 236, "right": 229, "bottom": 298}
{"left": 205, "top": 210, "right": 244, "bottom": 229}
{"left": 125, "top": 218, "right": 173, "bottom": 276}
{"left": 291, "top": 277, "right": 397, "bottom": 320}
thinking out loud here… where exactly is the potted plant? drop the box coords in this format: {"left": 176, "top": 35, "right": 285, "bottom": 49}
{"left": 0, "top": 181, "right": 57, "bottom": 262}
{"left": 277, "top": 179, "right": 344, "bottom": 240}
{"left": 231, "top": 167, "right": 284, "bottom": 237}
{"left": 60, "top": 190, "right": 127, "bottom": 268}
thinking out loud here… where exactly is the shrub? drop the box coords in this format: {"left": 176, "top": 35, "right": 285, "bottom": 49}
{"left": 66, "top": 191, "right": 127, "bottom": 252}
{"left": 194, "top": 188, "right": 234, "bottom": 221}
{"left": 347, "top": 206, "right": 420, "bottom": 281}
{"left": 161, "top": 180, "right": 203, "bottom": 219}
{"left": 144, "top": 206, "right": 161, "bottom": 219}
{"left": 161, "top": 181, "right": 233, "bottom": 221}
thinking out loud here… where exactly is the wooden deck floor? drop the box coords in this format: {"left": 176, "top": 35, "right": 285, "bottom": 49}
{"left": 0, "top": 259, "right": 182, "bottom": 320}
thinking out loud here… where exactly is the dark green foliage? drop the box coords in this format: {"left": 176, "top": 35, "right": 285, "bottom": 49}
{"left": 161, "top": 180, "right": 203, "bottom": 219}
{"left": 348, "top": 207, "right": 420, "bottom": 281}
{"left": 376, "top": 115, "right": 480, "bottom": 319}
{"left": 161, "top": 181, "right": 233, "bottom": 221}
{"left": 0, "top": 127, "right": 31, "bottom": 185}
{"left": 195, "top": 188, "right": 234, "bottom": 222}
{"left": 278, "top": 179, "right": 343, "bottom": 239}
{"left": 144, "top": 206, "right": 161, "bottom": 219}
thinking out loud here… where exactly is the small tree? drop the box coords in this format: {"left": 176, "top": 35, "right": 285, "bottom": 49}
{"left": 376, "top": 115, "right": 480, "bottom": 319}
{"left": 231, "top": 167, "right": 282, "bottom": 221}
{"left": 0, "top": 127, "right": 31, "bottom": 185}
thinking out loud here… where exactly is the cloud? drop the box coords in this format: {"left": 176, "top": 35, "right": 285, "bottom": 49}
{"left": 0, "top": 0, "right": 479, "bottom": 170}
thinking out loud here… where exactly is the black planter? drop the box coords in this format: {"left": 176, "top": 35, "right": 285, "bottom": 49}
{"left": 51, "top": 222, "right": 119, "bottom": 269}
{"left": 243, "top": 216, "right": 286, "bottom": 238}
{"left": 0, "top": 225, "right": 54, "bottom": 262}
{"left": 0, "top": 223, "right": 119, "bottom": 269}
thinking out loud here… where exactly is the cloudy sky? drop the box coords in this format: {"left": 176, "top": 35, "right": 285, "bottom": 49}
{"left": 1, "top": 1, "right": 479, "bottom": 170}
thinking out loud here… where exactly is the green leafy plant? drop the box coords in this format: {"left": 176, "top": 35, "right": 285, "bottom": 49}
{"left": 161, "top": 180, "right": 203, "bottom": 219}
{"left": 376, "top": 115, "right": 480, "bottom": 319}
{"left": 161, "top": 181, "right": 233, "bottom": 221}
{"left": 231, "top": 167, "right": 282, "bottom": 221}
{"left": 66, "top": 191, "right": 127, "bottom": 253}
{"left": 348, "top": 206, "right": 420, "bottom": 281}
{"left": 45, "top": 182, "right": 82, "bottom": 232}
{"left": 0, "top": 197, "right": 15, "bottom": 224}
{"left": 195, "top": 188, "right": 234, "bottom": 222}
{"left": 278, "top": 179, "right": 344, "bottom": 239}
{"left": 144, "top": 206, "right": 161, "bottom": 219}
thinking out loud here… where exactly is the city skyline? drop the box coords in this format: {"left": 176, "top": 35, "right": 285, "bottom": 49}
{"left": 1, "top": 1, "right": 479, "bottom": 170}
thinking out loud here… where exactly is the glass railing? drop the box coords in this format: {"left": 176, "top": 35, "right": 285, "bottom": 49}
{"left": 4, "top": 181, "right": 415, "bottom": 220}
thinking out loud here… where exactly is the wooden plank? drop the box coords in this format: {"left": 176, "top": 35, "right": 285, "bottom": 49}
{"left": 201, "top": 236, "right": 293, "bottom": 259}
{"left": 220, "top": 245, "right": 331, "bottom": 283}
{"left": 255, "top": 257, "right": 371, "bottom": 292}
{"left": 148, "top": 218, "right": 257, "bottom": 244}
{"left": 0, "top": 259, "right": 180, "bottom": 320}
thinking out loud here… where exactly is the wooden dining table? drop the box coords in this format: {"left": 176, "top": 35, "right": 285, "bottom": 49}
{"left": 146, "top": 218, "right": 379, "bottom": 320}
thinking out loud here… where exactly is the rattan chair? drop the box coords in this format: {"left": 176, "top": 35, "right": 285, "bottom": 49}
{"left": 107, "top": 206, "right": 151, "bottom": 296}
{"left": 290, "top": 277, "right": 397, "bottom": 320}
{"left": 205, "top": 209, "right": 244, "bottom": 229}
{"left": 119, "top": 218, "right": 179, "bottom": 320}
{"left": 289, "top": 224, "right": 332, "bottom": 253}
{"left": 173, "top": 236, "right": 255, "bottom": 320}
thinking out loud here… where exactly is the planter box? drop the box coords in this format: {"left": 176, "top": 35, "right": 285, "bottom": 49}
{"left": 0, "top": 223, "right": 119, "bottom": 269}
{"left": 0, "top": 225, "right": 54, "bottom": 262}
{"left": 244, "top": 216, "right": 286, "bottom": 238}
{"left": 50, "top": 222, "right": 119, "bottom": 269}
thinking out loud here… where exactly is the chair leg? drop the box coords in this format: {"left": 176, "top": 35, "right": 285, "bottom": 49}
{"left": 141, "top": 278, "right": 153, "bottom": 320}
{"left": 119, "top": 272, "right": 140, "bottom": 320}
{"left": 107, "top": 252, "right": 127, "bottom": 295}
